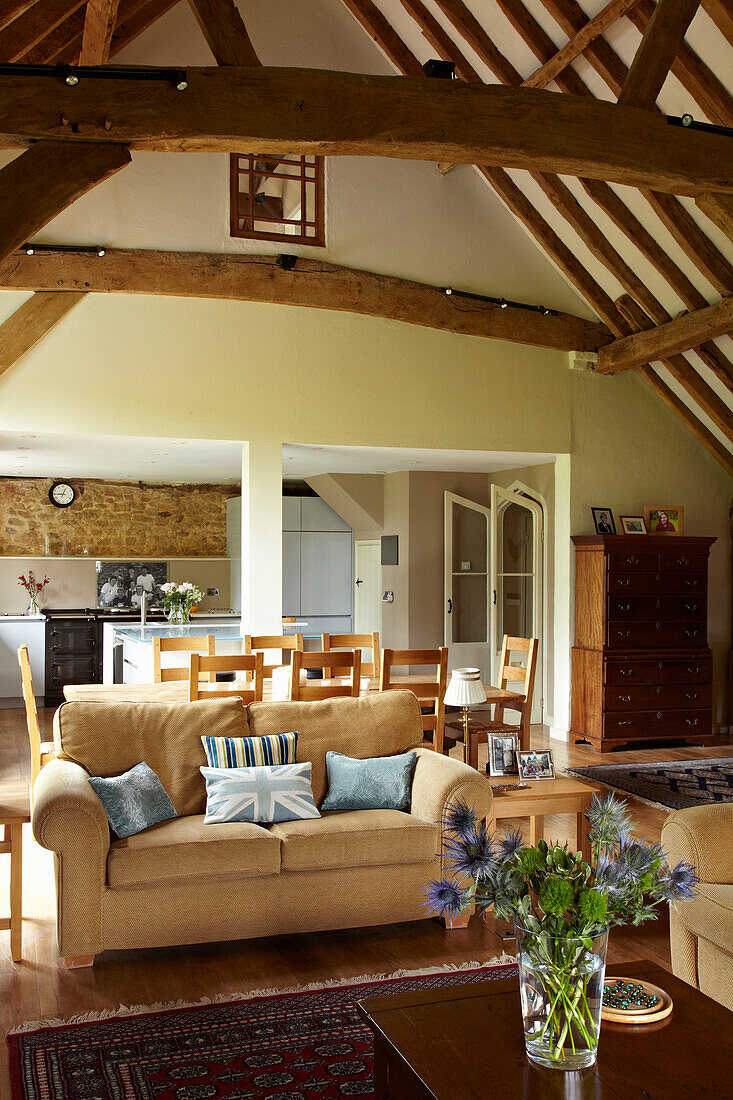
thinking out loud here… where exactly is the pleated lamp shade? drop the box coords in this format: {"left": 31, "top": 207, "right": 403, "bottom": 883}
{"left": 444, "top": 667, "right": 485, "bottom": 707}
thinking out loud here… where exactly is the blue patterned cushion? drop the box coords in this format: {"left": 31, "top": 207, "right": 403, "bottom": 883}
{"left": 88, "top": 762, "right": 177, "bottom": 839}
{"left": 320, "top": 751, "right": 417, "bottom": 812}
{"left": 201, "top": 731, "right": 297, "bottom": 768}
{"left": 200, "top": 762, "right": 320, "bottom": 824}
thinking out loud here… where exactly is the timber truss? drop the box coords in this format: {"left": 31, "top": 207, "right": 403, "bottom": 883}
{"left": 0, "top": 0, "right": 731, "bottom": 475}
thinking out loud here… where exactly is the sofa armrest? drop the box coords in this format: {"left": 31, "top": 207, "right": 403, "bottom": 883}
{"left": 32, "top": 759, "right": 110, "bottom": 956}
{"left": 411, "top": 747, "right": 493, "bottom": 828}
{"left": 662, "top": 804, "right": 733, "bottom": 885}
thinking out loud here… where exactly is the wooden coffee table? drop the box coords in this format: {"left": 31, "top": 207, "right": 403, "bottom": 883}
{"left": 358, "top": 960, "right": 731, "bottom": 1099}
{"left": 488, "top": 775, "right": 595, "bottom": 860}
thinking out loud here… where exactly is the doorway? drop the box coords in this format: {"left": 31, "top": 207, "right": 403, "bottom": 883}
{"left": 354, "top": 540, "right": 381, "bottom": 635}
{"left": 443, "top": 492, "right": 491, "bottom": 678}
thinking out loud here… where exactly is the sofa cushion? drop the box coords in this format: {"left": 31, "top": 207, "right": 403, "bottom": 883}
{"left": 88, "top": 761, "right": 177, "bottom": 838}
{"left": 270, "top": 808, "right": 439, "bottom": 872}
{"left": 54, "top": 698, "right": 249, "bottom": 817}
{"left": 248, "top": 691, "right": 423, "bottom": 805}
{"left": 201, "top": 763, "right": 320, "bottom": 824}
{"left": 679, "top": 884, "right": 733, "bottom": 956}
{"left": 107, "top": 814, "right": 281, "bottom": 888}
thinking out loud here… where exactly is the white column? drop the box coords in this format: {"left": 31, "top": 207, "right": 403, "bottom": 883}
{"left": 241, "top": 441, "right": 282, "bottom": 634}
{"left": 551, "top": 453, "right": 572, "bottom": 741}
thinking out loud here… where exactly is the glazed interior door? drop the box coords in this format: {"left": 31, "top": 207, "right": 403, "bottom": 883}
{"left": 444, "top": 492, "right": 491, "bottom": 679}
{"left": 490, "top": 485, "right": 544, "bottom": 723}
{"left": 354, "top": 540, "right": 381, "bottom": 635}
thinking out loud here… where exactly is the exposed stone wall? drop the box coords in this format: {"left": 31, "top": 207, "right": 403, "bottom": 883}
{"left": 0, "top": 478, "right": 234, "bottom": 557}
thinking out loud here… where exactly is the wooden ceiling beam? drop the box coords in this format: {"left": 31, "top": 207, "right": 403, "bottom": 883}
{"left": 696, "top": 193, "right": 733, "bottom": 247}
{"left": 695, "top": 341, "right": 733, "bottom": 394}
{"left": 527, "top": 0, "right": 627, "bottom": 94}
{"left": 79, "top": 0, "right": 120, "bottom": 63}
{"left": 0, "top": 0, "right": 86, "bottom": 60}
{"left": 702, "top": 0, "right": 733, "bottom": 48}
{"left": 187, "top": 0, "right": 259, "bottom": 66}
{"left": 0, "top": 292, "right": 86, "bottom": 381}
{"left": 619, "top": 0, "right": 702, "bottom": 109}
{"left": 431, "top": 0, "right": 524, "bottom": 86}
{"left": 22, "top": 0, "right": 151, "bottom": 63}
{"left": 643, "top": 189, "right": 733, "bottom": 295}
{"left": 597, "top": 296, "right": 733, "bottom": 374}
{"left": 398, "top": 0, "right": 481, "bottom": 81}
{"left": 627, "top": 0, "right": 732, "bottom": 127}
{"left": 339, "top": 0, "right": 424, "bottom": 78}
{"left": 0, "top": 1, "right": 37, "bottom": 35}
{"left": 639, "top": 365, "right": 733, "bottom": 476}
{"left": 524, "top": 0, "right": 643, "bottom": 89}
{"left": 615, "top": 294, "right": 732, "bottom": 440}
{"left": 0, "top": 69, "right": 729, "bottom": 196}
{"left": 0, "top": 142, "right": 131, "bottom": 265}
{"left": 0, "top": 248, "right": 611, "bottom": 352}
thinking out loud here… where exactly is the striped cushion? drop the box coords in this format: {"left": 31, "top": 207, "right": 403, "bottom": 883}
{"left": 201, "top": 731, "right": 297, "bottom": 769}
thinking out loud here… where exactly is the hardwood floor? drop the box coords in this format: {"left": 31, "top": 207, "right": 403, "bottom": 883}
{"left": 0, "top": 704, "right": 730, "bottom": 1095}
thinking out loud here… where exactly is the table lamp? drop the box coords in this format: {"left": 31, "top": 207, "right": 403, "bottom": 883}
{"left": 444, "top": 667, "right": 486, "bottom": 764}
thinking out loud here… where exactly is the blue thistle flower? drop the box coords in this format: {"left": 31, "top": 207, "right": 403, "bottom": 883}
{"left": 497, "top": 828, "right": 524, "bottom": 860}
{"left": 617, "top": 838, "right": 664, "bottom": 880}
{"left": 659, "top": 860, "right": 698, "bottom": 900}
{"left": 586, "top": 792, "right": 632, "bottom": 848}
{"left": 441, "top": 799, "right": 478, "bottom": 839}
{"left": 423, "top": 878, "right": 465, "bottom": 918}
{"left": 444, "top": 821, "right": 496, "bottom": 879}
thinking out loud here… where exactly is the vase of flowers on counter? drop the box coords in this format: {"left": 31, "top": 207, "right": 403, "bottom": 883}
{"left": 18, "top": 570, "right": 50, "bottom": 615}
{"left": 425, "top": 793, "right": 697, "bottom": 1071}
{"left": 160, "top": 582, "right": 205, "bottom": 624}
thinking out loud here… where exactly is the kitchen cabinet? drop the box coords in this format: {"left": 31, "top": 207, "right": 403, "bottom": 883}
{"left": 0, "top": 617, "right": 44, "bottom": 699}
{"left": 283, "top": 495, "right": 353, "bottom": 631}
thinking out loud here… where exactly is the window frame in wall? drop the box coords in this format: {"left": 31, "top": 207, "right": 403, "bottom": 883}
{"left": 229, "top": 153, "right": 326, "bottom": 246}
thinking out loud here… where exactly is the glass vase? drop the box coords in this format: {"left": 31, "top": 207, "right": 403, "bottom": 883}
{"left": 516, "top": 921, "right": 608, "bottom": 1070}
{"left": 26, "top": 595, "right": 39, "bottom": 616}
{"left": 165, "top": 604, "right": 190, "bottom": 625}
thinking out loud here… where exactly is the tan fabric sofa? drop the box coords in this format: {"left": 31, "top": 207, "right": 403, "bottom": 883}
{"left": 32, "top": 691, "right": 492, "bottom": 963}
{"left": 661, "top": 803, "right": 733, "bottom": 1011}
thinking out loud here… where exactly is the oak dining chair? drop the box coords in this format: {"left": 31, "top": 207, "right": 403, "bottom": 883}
{"left": 321, "top": 632, "right": 380, "bottom": 679}
{"left": 244, "top": 634, "right": 304, "bottom": 679}
{"left": 289, "top": 649, "right": 362, "bottom": 701}
{"left": 153, "top": 634, "right": 216, "bottom": 682}
{"left": 444, "top": 636, "right": 538, "bottom": 766}
{"left": 188, "top": 652, "right": 264, "bottom": 705}
{"left": 17, "top": 645, "right": 54, "bottom": 787}
{"left": 379, "top": 647, "right": 448, "bottom": 754}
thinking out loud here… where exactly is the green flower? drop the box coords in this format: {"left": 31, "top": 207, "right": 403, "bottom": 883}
{"left": 520, "top": 847, "right": 544, "bottom": 874}
{"left": 577, "top": 888, "right": 608, "bottom": 928}
{"left": 539, "top": 876, "right": 574, "bottom": 916}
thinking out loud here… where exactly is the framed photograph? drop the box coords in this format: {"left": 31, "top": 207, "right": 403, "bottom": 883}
{"left": 517, "top": 749, "right": 555, "bottom": 781}
{"left": 488, "top": 733, "right": 520, "bottom": 776}
{"left": 644, "top": 506, "right": 684, "bottom": 536}
{"left": 619, "top": 515, "right": 647, "bottom": 535}
{"left": 591, "top": 507, "right": 616, "bottom": 535}
{"left": 96, "top": 560, "right": 168, "bottom": 608}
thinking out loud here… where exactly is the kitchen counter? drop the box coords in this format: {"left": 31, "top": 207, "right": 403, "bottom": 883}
{"left": 115, "top": 623, "right": 245, "bottom": 642}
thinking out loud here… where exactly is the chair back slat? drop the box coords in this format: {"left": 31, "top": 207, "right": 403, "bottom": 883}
{"left": 290, "top": 649, "right": 361, "bottom": 701}
{"left": 494, "top": 636, "right": 539, "bottom": 747}
{"left": 245, "top": 634, "right": 303, "bottom": 678}
{"left": 321, "top": 632, "right": 380, "bottom": 678}
{"left": 380, "top": 646, "right": 448, "bottom": 753}
{"left": 17, "top": 645, "right": 51, "bottom": 785}
{"left": 153, "top": 634, "right": 215, "bottom": 683}
{"left": 188, "top": 652, "right": 264, "bottom": 704}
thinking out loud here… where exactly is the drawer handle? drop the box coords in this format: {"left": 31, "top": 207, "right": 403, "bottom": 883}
{"left": 616, "top": 629, "right": 631, "bottom": 638}
{"left": 687, "top": 666, "right": 700, "bottom": 674}
{"left": 656, "top": 686, "right": 661, "bottom": 695}
{"left": 619, "top": 668, "right": 633, "bottom": 677}
{"left": 617, "top": 603, "right": 632, "bottom": 612}
{"left": 618, "top": 720, "right": 632, "bottom": 727}
{"left": 626, "top": 555, "right": 640, "bottom": 566}
{"left": 618, "top": 579, "right": 631, "bottom": 587}
{"left": 677, "top": 556, "right": 690, "bottom": 567}
{"left": 684, "top": 603, "right": 698, "bottom": 612}
{"left": 684, "top": 629, "right": 699, "bottom": 638}
{"left": 618, "top": 694, "right": 632, "bottom": 702}
{"left": 684, "top": 578, "right": 698, "bottom": 587}
{"left": 685, "top": 692, "right": 699, "bottom": 700}
{"left": 686, "top": 718, "right": 699, "bottom": 727}
{"left": 657, "top": 712, "right": 662, "bottom": 720}
{"left": 655, "top": 622, "right": 661, "bottom": 630}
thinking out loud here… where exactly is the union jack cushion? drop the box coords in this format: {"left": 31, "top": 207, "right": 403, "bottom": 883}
{"left": 200, "top": 762, "right": 320, "bottom": 824}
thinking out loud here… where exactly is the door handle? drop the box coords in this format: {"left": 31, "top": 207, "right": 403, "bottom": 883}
{"left": 355, "top": 578, "right": 363, "bottom": 586}
{"left": 447, "top": 598, "right": 452, "bottom": 614}
{"left": 492, "top": 589, "right": 497, "bottom": 605}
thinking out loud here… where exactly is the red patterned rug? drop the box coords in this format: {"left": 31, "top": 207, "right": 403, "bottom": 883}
{"left": 7, "top": 960, "right": 517, "bottom": 1098}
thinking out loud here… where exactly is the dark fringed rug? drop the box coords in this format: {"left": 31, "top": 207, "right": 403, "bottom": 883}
{"left": 7, "top": 959, "right": 517, "bottom": 1099}
{"left": 568, "top": 757, "right": 733, "bottom": 811}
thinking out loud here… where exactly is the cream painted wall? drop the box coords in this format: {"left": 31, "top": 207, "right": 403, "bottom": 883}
{"left": 0, "top": 559, "right": 231, "bottom": 614}
{"left": 381, "top": 472, "right": 411, "bottom": 651}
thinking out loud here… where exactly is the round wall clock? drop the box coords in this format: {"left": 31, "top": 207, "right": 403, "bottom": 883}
{"left": 49, "top": 481, "right": 76, "bottom": 508}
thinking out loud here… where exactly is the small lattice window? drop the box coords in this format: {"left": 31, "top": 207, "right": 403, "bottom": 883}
{"left": 230, "top": 153, "right": 325, "bottom": 245}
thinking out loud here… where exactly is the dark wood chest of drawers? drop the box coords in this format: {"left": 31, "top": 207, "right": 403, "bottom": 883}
{"left": 570, "top": 534, "right": 716, "bottom": 752}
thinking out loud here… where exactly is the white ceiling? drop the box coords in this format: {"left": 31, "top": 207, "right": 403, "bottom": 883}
{"left": 0, "top": 431, "right": 557, "bottom": 483}
{"left": 283, "top": 443, "right": 557, "bottom": 477}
